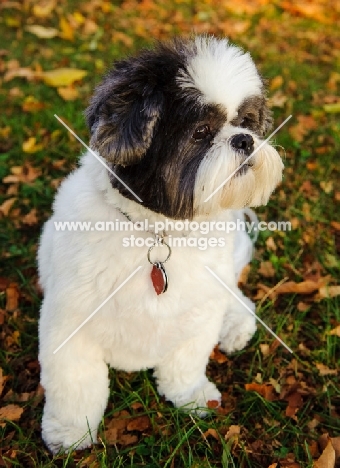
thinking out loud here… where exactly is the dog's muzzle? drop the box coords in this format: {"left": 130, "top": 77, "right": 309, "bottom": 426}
{"left": 230, "top": 134, "right": 254, "bottom": 157}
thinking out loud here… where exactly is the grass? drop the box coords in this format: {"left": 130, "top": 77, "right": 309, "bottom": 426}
{"left": 0, "top": 0, "right": 339, "bottom": 466}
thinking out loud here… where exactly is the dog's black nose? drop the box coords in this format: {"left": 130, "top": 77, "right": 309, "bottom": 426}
{"left": 230, "top": 134, "right": 254, "bottom": 156}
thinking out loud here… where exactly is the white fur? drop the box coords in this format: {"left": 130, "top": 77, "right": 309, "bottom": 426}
{"left": 38, "top": 151, "right": 257, "bottom": 453}
{"left": 178, "top": 36, "right": 263, "bottom": 120}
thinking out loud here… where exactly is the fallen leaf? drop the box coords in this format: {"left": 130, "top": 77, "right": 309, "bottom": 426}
{"left": 6, "top": 284, "right": 19, "bottom": 311}
{"left": 57, "top": 86, "right": 79, "bottom": 101}
{"left": 41, "top": 68, "right": 87, "bottom": 87}
{"left": 210, "top": 346, "right": 228, "bottom": 364}
{"left": 59, "top": 17, "right": 74, "bottom": 41}
{"left": 285, "top": 391, "right": 303, "bottom": 420}
{"left": 318, "top": 285, "right": 340, "bottom": 299}
{"left": 328, "top": 325, "right": 340, "bottom": 337}
{"left": 258, "top": 261, "right": 275, "bottom": 278}
{"left": 33, "top": 0, "right": 56, "bottom": 18}
{"left": 270, "top": 75, "right": 283, "bottom": 90}
{"left": 313, "top": 438, "right": 335, "bottom": 468}
{"left": 0, "top": 369, "right": 8, "bottom": 396}
{"left": 22, "top": 208, "right": 38, "bottom": 225}
{"left": 207, "top": 399, "right": 219, "bottom": 409}
{"left": 22, "top": 96, "right": 48, "bottom": 112}
{"left": 319, "top": 434, "right": 340, "bottom": 460}
{"left": 259, "top": 343, "right": 270, "bottom": 357}
{"left": 0, "top": 404, "right": 24, "bottom": 423}
{"left": 25, "top": 25, "right": 58, "bottom": 38}
{"left": 0, "top": 197, "right": 17, "bottom": 215}
{"left": 203, "top": 428, "right": 219, "bottom": 440}
{"left": 274, "top": 280, "right": 322, "bottom": 295}
{"left": 245, "top": 383, "right": 277, "bottom": 401}
{"left": 225, "top": 425, "right": 240, "bottom": 441}
{"left": 3, "top": 163, "right": 41, "bottom": 184}
{"left": 316, "top": 363, "right": 337, "bottom": 376}
{"left": 22, "top": 136, "right": 43, "bottom": 153}
{"left": 126, "top": 415, "right": 150, "bottom": 432}
{"left": 118, "top": 433, "right": 138, "bottom": 445}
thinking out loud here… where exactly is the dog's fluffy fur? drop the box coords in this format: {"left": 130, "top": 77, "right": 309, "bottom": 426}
{"left": 38, "top": 36, "right": 283, "bottom": 453}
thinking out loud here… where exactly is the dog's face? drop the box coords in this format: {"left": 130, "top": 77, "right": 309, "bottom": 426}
{"left": 86, "top": 36, "right": 283, "bottom": 219}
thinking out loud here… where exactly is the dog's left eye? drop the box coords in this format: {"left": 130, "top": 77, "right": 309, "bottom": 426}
{"left": 240, "top": 114, "right": 255, "bottom": 128}
{"left": 192, "top": 125, "right": 211, "bottom": 141}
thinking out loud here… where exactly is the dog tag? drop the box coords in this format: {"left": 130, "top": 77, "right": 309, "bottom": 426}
{"left": 151, "top": 262, "right": 168, "bottom": 295}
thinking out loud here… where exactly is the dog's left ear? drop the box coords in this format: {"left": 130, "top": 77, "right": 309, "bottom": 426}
{"left": 85, "top": 60, "right": 164, "bottom": 166}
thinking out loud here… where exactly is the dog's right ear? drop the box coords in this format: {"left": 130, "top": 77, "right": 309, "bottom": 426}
{"left": 85, "top": 59, "right": 164, "bottom": 166}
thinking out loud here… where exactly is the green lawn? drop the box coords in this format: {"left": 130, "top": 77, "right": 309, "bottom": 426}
{"left": 0, "top": 1, "right": 339, "bottom": 466}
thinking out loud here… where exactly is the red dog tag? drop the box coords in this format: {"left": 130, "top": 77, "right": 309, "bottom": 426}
{"left": 151, "top": 262, "right": 168, "bottom": 295}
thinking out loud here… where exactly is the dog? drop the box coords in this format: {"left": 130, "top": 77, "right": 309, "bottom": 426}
{"left": 38, "top": 35, "right": 283, "bottom": 453}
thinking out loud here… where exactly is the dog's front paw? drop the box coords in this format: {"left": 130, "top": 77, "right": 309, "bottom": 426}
{"left": 42, "top": 414, "right": 96, "bottom": 454}
{"left": 219, "top": 312, "right": 256, "bottom": 354}
{"left": 174, "top": 380, "right": 221, "bottom": 417}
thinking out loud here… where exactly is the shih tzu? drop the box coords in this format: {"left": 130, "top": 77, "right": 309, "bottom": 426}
{"left": 38, "top": 35, "right": 284, "bottom": 453}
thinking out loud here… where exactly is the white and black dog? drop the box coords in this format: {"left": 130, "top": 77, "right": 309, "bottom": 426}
{"left": 38, "top": 36, "right": 283, "bottom": 453}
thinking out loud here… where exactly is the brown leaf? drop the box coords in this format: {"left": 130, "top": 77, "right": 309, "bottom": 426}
{"left": 245, "top": 383, "right": 277, "bottom": 401}
{"left": 285, "top": 391, "right": 303, "bottom": 420}
{"left": 225, "top": 425, "right": 240, "bottom": 441}
{"left": 22, "top": 208, "right": 38, "bottom": 225}
{"left": 318, "top": 286, "right": 340, "bottom": 299}
{"left": 0, "top": 404, "right": 24, "bottom": 423}
{"left": 210, "top": 346, "right": 228, "bottom": 364}
{"left": 207, "top": 399, "right": 220, "bottom": 409}
{"left": 0, "top": 369, "right": 8, "bottom": 396}
{"left": 203, "top": 428, "right": 219, "bottom": 440}
{"left": 316, "top": 363, "right": 338, "bottom": 376}
{"left": 0, "top": 197, "right": 17, "bottom": 216}
{"left": 3, "top": 163, "right": 41, "bottom": 184}
{"left": 6, "top": 284, "right": 19, "bottom": 311}
{"left": 328, "top": 325, "right": 340, "bottom": 337}
{"left": 258, "top": 261, "right": 275, "bottom": 278}
{"left": 118, "top": 433, "right": 138, "bottom": 446}
{"left": 275, "top": 280, "right": 321, "bottom": 295}
{"left": 319, "top": 434, "right": 340, "bottom": 460}
{"left": 126, "top": 415, "right": 150, "bottom": 432}
{"left": 313, "top": 438, "right": 335, "bottom": 468}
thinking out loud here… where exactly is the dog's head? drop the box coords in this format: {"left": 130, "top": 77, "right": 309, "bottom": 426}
{"left": 86, "top": 36, "right": 283, "bottom": 219}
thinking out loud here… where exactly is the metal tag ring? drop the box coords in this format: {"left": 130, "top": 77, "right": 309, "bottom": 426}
{"left": 147, "top": 241, "right": 172, "bottom": 265}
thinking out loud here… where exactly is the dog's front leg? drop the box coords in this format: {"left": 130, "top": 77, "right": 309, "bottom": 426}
{"left": 40, "top": 337, "right": 109, "bottom": 454}
{"left": 154, "top": 334, "right": 221, "bottom": 416}
{"left": 218, "top": 289, "right": 257, "bottom": 354}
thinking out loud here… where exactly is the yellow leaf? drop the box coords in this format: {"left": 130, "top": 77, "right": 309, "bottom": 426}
{"left": 41, "top": 68, "right": 87, "bottom": 87}
{"left": 57, "top": 86, "right": 79, "bottom": 101}
{"left": 33, "top": 0, "right": 56, "bottom": 18}
{"left": 0, "top": 404, "right": 24, "bottom": 423}
{"left": 25, "top": 25, "right": 58, "bottom": 39}
{"left": 22, "top": 137, "right": 43, "bottom": 153}
{"left": 59, "top": 17, "right": 74, "bottom": 41}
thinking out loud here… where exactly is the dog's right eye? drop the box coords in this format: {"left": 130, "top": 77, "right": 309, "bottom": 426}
{"left": 192, "top": 125, "right": 211, "bottom": 141}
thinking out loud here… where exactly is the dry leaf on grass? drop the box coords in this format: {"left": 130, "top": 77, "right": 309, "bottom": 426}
{"left": 315, "top": 363, "right": 338, "bottom": 376}
{"left": 319, "top": 434, "right": 340, "bottom": 460}
{"left": 245, "top": 383, "right": 277, "bottom": 402}
{"left": 313, "top": 438, "right": 335, "bottom": 468}
{"left": 0, "top": 404, "right": 24, "bottom": 425}
{"left": 210, "top": 346, "right": 228, "bottom": 364}
{"left": 258, "top": 261, "right": 275, "bottom": 278}
{"left": 6, "top": 283, "right": 19, "bottom": 311}
{"left": 25, "top": 25, "right": 59, "bottom": 38}
{"left": 126, "top": 415, "right": 150, "bottom": 432}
